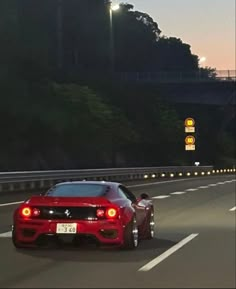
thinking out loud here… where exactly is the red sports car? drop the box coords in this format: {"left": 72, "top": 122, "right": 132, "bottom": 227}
{"left": 12, "top": 181, "right": 155, "bottom": 250}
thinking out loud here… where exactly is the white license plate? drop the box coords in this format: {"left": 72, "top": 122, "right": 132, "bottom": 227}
{"left": 56, "top": 223, "right": 77, "bottom": 234}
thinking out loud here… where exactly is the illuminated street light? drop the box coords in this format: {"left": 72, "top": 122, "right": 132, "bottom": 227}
{"left": 111, "top": 4, "right": 120, "bottom": 11}
{"left": 107, "top": 1, "right": 120, "bottom": 75}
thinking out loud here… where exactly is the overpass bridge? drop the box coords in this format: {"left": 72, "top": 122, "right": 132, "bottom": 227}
{"left": 116, "top": 70, "right": 236, "bottom": 106}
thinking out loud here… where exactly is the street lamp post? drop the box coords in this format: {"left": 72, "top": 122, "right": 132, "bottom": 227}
{"left": 107, "top": 1, "right": 119, "bottom": 76}
{"left": 57, "top": 0, "right": 63, "bottom": 70}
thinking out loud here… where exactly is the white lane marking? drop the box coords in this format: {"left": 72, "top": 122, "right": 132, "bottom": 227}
{"left": 0, "top": 201, "right": 24, "bottom": 207}
{"left": 0, "top": 231, "right": 12, "bottom": 238}
{"left": 217, "top": 182, "right": 225, "bottom": 185}
{"left": 185, "top": 188, "right": 198, "bottom": 192}
{"left": 129, "top": 178, "right": 192, "bottom": 188}
{"left": 0, "top": 178, "right": 197, "bottom": 207}
{"left": 229, "top": 206, "right": 236, "bottom": 212}
{"left": 152, "top": 195, "right": 170, "bottom": 199}
{"left": 138, "top": 233, "right": 199, "bottom": 272}
{"left": 208, "top": 184, "right": 217, "bottom": 187}
{"left": 170, "top": 192, "right": 186, "bottom": 195}
{"left": 1, "top": 178, "right": 234, "bottom": 207}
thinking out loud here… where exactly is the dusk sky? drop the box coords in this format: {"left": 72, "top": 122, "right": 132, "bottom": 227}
{"left": 121, "top": 0, "right": 235, "bottom": 70}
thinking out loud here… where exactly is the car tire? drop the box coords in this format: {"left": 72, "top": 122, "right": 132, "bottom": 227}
{"left": 145, "top": 209, "right": 155, "bottom": 240}
{"left": 12, "top": 227, "right": 23, "bottom": 249}
{"left": 123, "top": 217, "right": 139, "bottom": 250}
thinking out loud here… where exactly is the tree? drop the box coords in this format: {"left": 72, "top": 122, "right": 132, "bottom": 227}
{"left": 113, "top": 3, "right": 162, "bottom": 72}
{"left": 153, "top": 37, "right": 199, "bottom": 72}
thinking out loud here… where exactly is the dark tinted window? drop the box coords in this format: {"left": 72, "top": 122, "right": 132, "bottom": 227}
{"left": 46, "top": 184, "right": 108, "bottom": 197}
{"left": 117, "top": 188, "right": 127, "bottom": 199}
{"left": 119, "top": 185, "right": 137, "bottom": 203}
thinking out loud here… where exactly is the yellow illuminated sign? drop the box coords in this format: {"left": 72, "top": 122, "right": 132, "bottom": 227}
{"left": 185, "top": 135, "right": 195, "bottom": 145}
{"left": 185, "top": 118, "right": 195, "bottom": 127}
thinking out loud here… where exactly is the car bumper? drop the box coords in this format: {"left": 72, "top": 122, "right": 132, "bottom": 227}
{"left": 13, "top": 219, "right": 125, "bottom": 246}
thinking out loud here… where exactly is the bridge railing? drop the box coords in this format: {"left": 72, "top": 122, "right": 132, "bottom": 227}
{"left": 0, "top": 166, "right": 235, "bottom": 193}
{"left": 117, "top": 70, "right": 236, "bottom": 83}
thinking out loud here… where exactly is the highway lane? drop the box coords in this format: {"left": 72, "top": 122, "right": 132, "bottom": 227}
{"left": 0, "top": 175, "right": 235, "bottom": 288}
{"left": 0, "top": 175, "right": 234, "bottom": 233}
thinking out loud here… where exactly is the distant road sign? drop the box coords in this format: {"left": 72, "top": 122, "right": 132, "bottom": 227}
{"left": 185, "top": 127, "right": 195, "bottom": 133}
{"left": 185, "top": 145, "right": 196, "bottom": 151}
{"left": 185, "top": 135, "right": 195, "bottom": 145}
{"left": 185, "top": 118, "right": 195, "bottom": 127}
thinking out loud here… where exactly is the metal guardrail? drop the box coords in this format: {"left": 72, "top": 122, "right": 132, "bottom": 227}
{"left": 0, "top": 166, "right": 235, "bottom": 193}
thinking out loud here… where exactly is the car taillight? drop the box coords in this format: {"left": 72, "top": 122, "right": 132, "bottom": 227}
{"left": 96, "top": 209, "right": 105, "bottom": 218}
{"left": 96, "top": 208, "right": 119, "bottom": 219}
{"left": 32, "top": 208, "right": 41, "bottom": 217}
{"left": 105, "top": 208, "right": 118, "bottom": 219}
{"left": 20, "top": 207, "right": 40, "bottom": 218}
{"left": 21, "top": 207, "right": 32, "bottom": 217}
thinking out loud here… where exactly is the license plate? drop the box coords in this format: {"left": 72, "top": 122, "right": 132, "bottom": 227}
{"left": 56, "top": 223, "right": 77, "bottom": 234}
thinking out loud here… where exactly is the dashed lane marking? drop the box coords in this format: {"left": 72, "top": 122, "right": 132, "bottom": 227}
{"left": 138, "top": 233, "right": 199, "bottom": 272}
{"left": 229, "top": 206, "right": 236, "bottom": 212}
{"left": 128, "top": 178, "right": 191, "bottom": 188}
{"left": 170, "top": 192, "right": 186, "bottom": 195}
{"left": 152, "top": 195, "right": 170, "bottom": 199}
{"left": 0, "top": 179, "right": 235, "bottom": 208}
{"left": 0, "top": 231, "right": 12, "bottom": 238}
{"left": 0, "top": 178, "right": 205, "bottom": 207}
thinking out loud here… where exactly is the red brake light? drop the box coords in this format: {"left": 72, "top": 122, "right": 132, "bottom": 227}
{"left": 96, "top": 209, "right": 105, "bottom": 218}
{"left": 20, "top": 207, "right": 40, "bottom": 218}
{"left": 32, "top": 208, "right": 41, "bottom": 217}
{"left": 21, "top": 207, "right": 32, "bottom": 217}
{"left": 106, "top": 208, "right": 118, "bottom": 219}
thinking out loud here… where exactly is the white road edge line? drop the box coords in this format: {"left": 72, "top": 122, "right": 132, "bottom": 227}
{"left": 0, "top": 201, "right": 24, "bottom": 207}
{"left": 138, "top": 233, "right": 199, "bottom": 272}
{"left": 229, "top": 206, "right": 236, "bottom": 212}
{"left": 1, "top": 177, "right": 234, "bottom": 207}
{"left": 128, "top": 178, "right": 191, "bottom": 188}
{"left": 0, "top": 179, "right": 189, "bottom": 207}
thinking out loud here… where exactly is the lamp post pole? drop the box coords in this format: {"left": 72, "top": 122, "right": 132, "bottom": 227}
{"left": 108, "top": 0, "right": 114, "bottom": 76}
{"left": 107, "top": 1, "right": 119, "bottom": 76}
{"left": 57, "top": 0, "right": 63, "bottom": 70}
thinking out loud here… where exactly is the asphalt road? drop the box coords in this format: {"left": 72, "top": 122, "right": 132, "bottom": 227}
{"left": 0, "top": 175, "right": 235, "bottom": 288}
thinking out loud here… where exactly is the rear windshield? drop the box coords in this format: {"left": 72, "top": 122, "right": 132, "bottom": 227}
{"left": 45, "top": 184, "right": 107, "bottom": 197}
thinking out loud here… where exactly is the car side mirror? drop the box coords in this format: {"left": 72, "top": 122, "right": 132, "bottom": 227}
{"left": 137, "top": 193, "right": 152, "bottom": 207}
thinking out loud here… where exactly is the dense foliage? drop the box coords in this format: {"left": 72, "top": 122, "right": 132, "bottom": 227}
{"left": 0, "top": 0, "right": 234, "bottom": 170}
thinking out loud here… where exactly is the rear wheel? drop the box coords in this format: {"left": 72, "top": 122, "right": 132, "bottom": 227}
{"left": 145, "top": 209, "right": 155, "bottom": 239}
{"left": 123, "top": 217, "right": 139, "bottom": 250}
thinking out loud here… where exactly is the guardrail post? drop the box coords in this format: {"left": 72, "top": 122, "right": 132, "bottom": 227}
{"left": 9, "top": 183, "right": 14, "bottom": 192}
{"left": 30, "top": 182, "right": 35, "bottom": 190}
{"left": 40, "top": 180, "right": 44, "bottom": 188}
{"left": 20, "top": 183, "right": 25, "bottom": 191}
